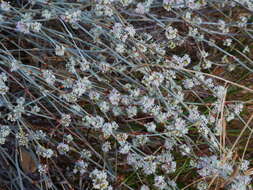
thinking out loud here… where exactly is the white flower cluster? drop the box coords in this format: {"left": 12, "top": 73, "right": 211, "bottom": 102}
{"left": 101, "top": 141, "right": 111, "bottom": 152}
{"left": 16, "top": 131, "right": 29, "bottom": 146}
{"left": 66, "top": 56, "right": 90, "bottom": 74}
{"left": 102, "top": 121, "right": 119, "bottom": 137}
{"left": 111, "top": 23, "right": 135, "bottom": 43}
{"left": 57, "top": 142, "right": 70, "bottom": 155}
{"left": 30, "top": 130, "right": 47, "bottom": 141}
{"left": 139, "top": 96, "right": 155, "bottom": 113}
{"left": 135, "top": 1, "right": 153, "bottom": 14}
{"left": 0, "top": 72, "right": 9, "bottom": 95}
{"left": 7, "top": 97, "right": 26, "bottom": 122}
{"left": 61, "top": 77, "right": 92, "bottom": 103}
{"left": 38, "top": 164, "right": 48, "bottom": 175}
{"left": 55, "top": 45, "right": 65, "bottom": 56}
{"left": 127, "top": 152, "right": 176, "bottom": 175}
{"left": 154, "top": 175, "right": 177, "bottom": 190}
{"left": 94, "top": 0, "right": 114, "bottom": 17}
{"left": 41, "top": 9, "right": 52, "bottom": 20}
{"left": 132, "top": 135, "right": 149, "bottom": 147}
{"left": 73, "top": 160, "right": 88, "bottom": 175}
{"left": 157, "top": 152, "right": 177, "bottom": 174}
{"left": 218, "top": 20, "right": 229, "bottom": 33}
{"left": 163, "top": 0, "right": 205, "bottom": 10}
{"left": 80, "top": 149, "right": 92, "bottom": 159}
{"left": 145, "top": 122, "right": 156, "bottom": 132}
{"left": 165, "top": 117, "right": 188, "bottom": 137}
{"left": 140, "top": 185, "right": 150, "bottom": 190}
{"left": 197, "top": 155, "right": 252, "bottom": 189}
{"left": 119, "top": 142, "right": 131, "bottom": 154}
{"left": 165, "top": 26, "right": 178, "bottom": 40}
{"left": 226, "top": 103, "right": 243, "bottom": 121}
{"left": 36, "top": 145, "right": 54, "bottom": 158}
{"left": 126, "top": 106, "right": 137, "bottom": 118}
{"left": 31, "top": 105, "right": 40, "bottom": 113}
{"left": 61, "top": 10, "right": 81, "bottom": 24}
{"left": 0, "top": 1, "right": 10, "bottom": 11}
{"left": 0, "top": 125, "right": 11, "bottom": 144}
{"left": 9, "top": 59, "right": 21, "bottom": 72}
{"left": 171, "top": 54, "right": 191, "bottom": 67}
{"left": 60, "top": 114, "right": 71, "bottom": 127}
{"left": 142, "top": 72, "right": 164, "bottom": 87}
{"left": 42, "top": 69, "right": 56, "bottom": 85}
{"left": 83, "top": 115, "right": 105, "bottom": 129}
{"left": 16, "top": 18, "right": 42, "bottom": 33}
{"left": 89, "top": 169, "right": 112, "bottom": 190}
{"left": 108, "top": 89, "right": 121, "bottom": 105}
{"left": 64, "top": 134, "right": 73, "bottom": 143}
{"left": 83, "top": 116, "right": 118, "bottom": 138}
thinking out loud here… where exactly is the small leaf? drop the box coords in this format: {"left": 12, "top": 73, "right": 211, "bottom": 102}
{"left": 19, "top": 147, "right": 37, "bottom": 174}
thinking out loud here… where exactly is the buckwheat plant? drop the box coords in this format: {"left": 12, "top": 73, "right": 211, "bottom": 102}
{"left": 0, "top": 0, "right": 252, "bottom": 189}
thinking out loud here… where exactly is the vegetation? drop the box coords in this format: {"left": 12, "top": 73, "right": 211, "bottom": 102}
{"left": 0, "top": 0, "right": 252, "bottom": 189}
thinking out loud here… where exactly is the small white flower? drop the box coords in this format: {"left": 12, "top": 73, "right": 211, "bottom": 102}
{"left": 55, "top": 45, "right": 65, "bottom": 56}
{"left": 116, "top": 133, "right": 128, "bottom": 145}
{"left": 31, "top": 105, "right": 40, "bottom": 113}
{"left": 42, "top": 69, "right": 56, "bottom": 85}
{"left": 57, "top": 142, "right": 70, "bottom": 155}
{"left": 165, "top": 26, "right": 178, "bottom": 40}
{"left": 112, "top": 106, "right": 122, "bottom": 116}
{"left": 0, "top": 125, "right": 11, "bottom": 137}
{"left": 213, "top": 85, "right": 226, "bottom": 99}
{"left": 180, "top": 144, "right": 191, "bottom": 156}
{"left": 90, "top": 169, "right": 110, "bottom": 190}
{"left": 120, "top": 0, "right": 133, "bottom": 6}
{"left": 126, "top": 106, "right": 137, "bottom": 118}
{"left": 89, "top": 91, "right": 101, "bottom": 101}
{"left": 38, "top": 164, "right": 48, "bottom": 174}
{"left": 37, "top": 146, "right": 54, "bottom": 158}
{"left": 133, "top": 135, "right": 149, "bottom": 147}
{"left": 119, "top": 143, "right": 131, "bottom": 154}
{"left": 42, "top": 9, "right": 52, "bottom": 19}
{"left": 80, "top": 149, "right": 92, "bottom": 159}
{"left": 16, "top": 21, "right": 30, "bottom": 33}
{"left": 154, "top": 176, "right": 167, "bottom": 190}
{"left": 60, "top": 114, "right": 71, "bottom": 127}
{"left": 0, "top": 125, "right": 11, "bottom": 145}
{"left": 99, "top": 101, "right": 110, "bottom": 113}
{"left": 73, "top": 160, "right": 88, "bottom": 175}
{"left": 64, "top": 134, "right": 74, "bottom": 143}
{"left": 243, "top": 46, "right": 250, "bottom": 53}
{"left": 218, "top": 19, "right": 229, "bottom": 33}
{"left": 125, "top": 25, "right": 135, "bottom": 37}
{"left": 30, "top": 22, "right": 42, "bottom": 32}
{"left": 0, "top": 1, "right": 11, "bottom": 11}
{"left": 61, "top": 9, "right": 82, "bottom": 24}
{"left": 115, "top": 43, "right": 125, "bottom": 54}
{"left": 32, "top": 130, "right": 47, "bottom": 141}
{"left": 102, "top": 141, "right": 111, "bottom": 152}
{"left": 145, "top": 122, "right": 156, "bottom": 132}
{"left": 240, "top": 160, "right": 249, "bottom": 171}
{"left": 0, "top": 73, "right": 9, "bottom": 95}
{"left": 140, "top": 185, "right": 150, "bottom": 190}
{"left": 108, "top": 89, "right": 121, "bottom": 105}
{"left": 16, "top": 131, "right": 29, "bottom": 146}
{"left": 238, "top": 16, "right": 248, "bottom": 27}
{"left": 223, "top": 38, "right": 232, "bottom": 46}
{"left": 10, "top": 59, "right": 21, "bottom": 72}
{"left": 183, "top": 78, "right": 194, "bottom": 89}
{"left": 135, "top": 3, "right": 148, "bottom": 14}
